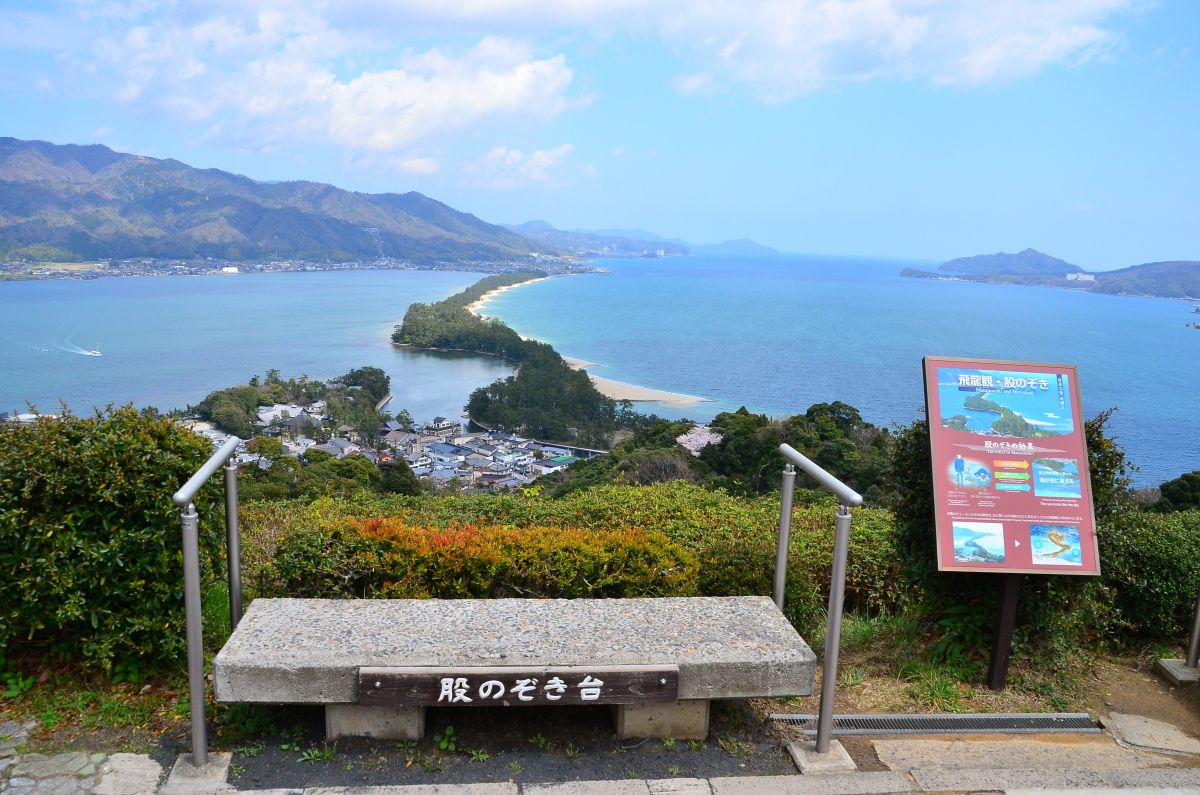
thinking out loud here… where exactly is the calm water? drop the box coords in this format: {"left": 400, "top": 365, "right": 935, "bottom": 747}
{"left": 0, "top": 270, "right": 513, "bottom": 423}
{"left": 483, "top": 255, "right": 1198, "bottom": 486}
{"left": 3, "top": 258, "right": 1194, "bottom": 486}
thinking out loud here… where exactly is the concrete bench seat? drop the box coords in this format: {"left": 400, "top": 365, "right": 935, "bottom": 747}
{"left": 213, "top": 595, "right": 816, "bottom": 740}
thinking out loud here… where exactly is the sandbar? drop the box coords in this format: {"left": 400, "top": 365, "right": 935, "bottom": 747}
{"left": 466, "top": 277, "right": 553, "bottom": 316}
{"left": 562, "top": 356, "right": 709, "bottom": 409}
{"left": 468, "top": 278, "right": 710, "bottom": 409}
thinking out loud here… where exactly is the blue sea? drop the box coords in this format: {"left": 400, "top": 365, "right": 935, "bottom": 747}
{"left": 0, "top": 270, "right": 513, "bottom": 424}
{"left": 1, "top": 256, "right": 1194, "bottom": 486}
{"left": 482, "top": 254, "right": 1197, "bottom": 486}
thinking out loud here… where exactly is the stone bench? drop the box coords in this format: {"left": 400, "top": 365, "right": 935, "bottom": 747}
{"left": 213, "top": 595, "right": 816, "bottom": 741}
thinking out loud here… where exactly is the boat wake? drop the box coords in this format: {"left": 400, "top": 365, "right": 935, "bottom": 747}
{"left": 59, "top": 334, "right": 102, "bottom": 357}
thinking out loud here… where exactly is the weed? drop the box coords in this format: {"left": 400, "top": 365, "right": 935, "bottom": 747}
{"left": 109, "top": 659, "right": 144, "bottom": 686}
{"left": 341, "top": 760, "right": 354, "bottom": 772}
{"left": 668, "top": 764, "right": 681, "bottom": 776}
{"left": 564, "top": 743, "right": 580, "bottom": 760}
{"left": 279, "top": 723, "right": 305, "bottom": 751}
{"left": 904, "top": 666, "right": 967, "bottom": 712}
{"left": 686, "top": 739, "right": 705, "bottom": 752}
{"left": 468, "top": 748, "right": 491, "bottom": 763}
{"left": 528, "top": 731, "right": 547, "bottom": 750}
{"left": 235, "top": 739, "right": 265, "bottom": 758}
{"left": 298, "top": 743, "right": 337, "bottom": 764}
{"left": 509, "top": 761, "right": 523, "bottom": 773}
{"left": 229, "top": 763, "right": 245, "bottom": 779}
{"left": 435, "top": 725, "right": 456, "bottom": 753}
{"left": 661, "top": 737, "right": 677, "bottom": 751}
{"left": 3, "top": 671, "right": 36, "bottom": 699}
{"left": 217, "top": 704, "right": 277, "bottom": 744}
{"left": 395, "top": 740, "right": 417, "bottom": 752}
{"left": 38, "top": 708, "right": 63, "bottom": 731}
{"left": 717, "top": 735, "right": 753, "bottom": 758}
{"left": 837, "top": 666, "right": 867, "bottom": 688}
{"left": 418, "top": 755, "right": 443, "bottom": 773}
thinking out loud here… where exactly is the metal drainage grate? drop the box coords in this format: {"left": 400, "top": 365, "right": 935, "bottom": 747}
{"left": 770, "top": 712, "right": 1101, "bottom": 735}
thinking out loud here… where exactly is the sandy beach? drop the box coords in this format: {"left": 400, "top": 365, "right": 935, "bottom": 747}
{"left": 465, "top": 277, "right": 554, "bottom": 316}
{"left": 561, "top": 356, "right": 709, "bottom": 408}
{"left": 467, "top": 277, "right": 710, "bottom": 409}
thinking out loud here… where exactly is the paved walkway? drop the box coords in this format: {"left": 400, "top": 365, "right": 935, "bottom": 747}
{"left": 7, "top": 713, "right": 1200, "bottom": 794}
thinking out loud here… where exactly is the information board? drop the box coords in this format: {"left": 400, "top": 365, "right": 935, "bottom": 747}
{"left": 922, "top": 357, "right": 1100, "bottom": 575}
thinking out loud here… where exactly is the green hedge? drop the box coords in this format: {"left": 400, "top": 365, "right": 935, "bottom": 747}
{"left": 241, "top": 481, "right": 908, "bottom": 635}
{"left": 0, "top": 407, "right": 220, "bottom": 670}
{"left": 1101, "top": 509, "right": 1200, "bottom": 636}
{"left": 257, "top": 519, "right": 698, "bottom": 600}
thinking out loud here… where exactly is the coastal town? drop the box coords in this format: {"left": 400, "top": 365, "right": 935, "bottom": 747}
{"left": 183, "top": 400, "right": 597, "bottom": 492}
{"left": 0, "top": 254, "right": 590, "bottom": 281}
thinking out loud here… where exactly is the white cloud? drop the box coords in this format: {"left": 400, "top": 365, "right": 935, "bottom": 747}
{"left": 464, "top": 144, "right": 574, "bottom": 188}
{"left": 17, "top": 0, "right": 1153, "bottom": 156}
{"left": 660, "top": 0, "right": 1145, "bottom": 101}
{"left": 398, "top": 157, "right": 440, "bottom": 175}
{"left": 73, "top": 7, "right": 577, "bottom": 153}
{"left": 278, "top": 1, "right": 1147, "bottom": 99}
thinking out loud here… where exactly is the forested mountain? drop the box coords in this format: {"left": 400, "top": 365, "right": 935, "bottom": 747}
{"left": 1093, "top": 261, "right": 1200, "bottom": 299}
{"left": 939, "top": 248, "right": 1082, "bottom": 276}
{"left": 903, "top": 247, "right": 1200, "bottom": 299}
{"left": 0, "top": 138, "right": 555, "bottom": 262}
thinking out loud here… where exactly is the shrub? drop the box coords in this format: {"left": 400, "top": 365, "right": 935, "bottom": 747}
{"left": 0, "top": 407, "right": 220, "bottom": 670}
{"left": 1100, "top": 509, "right": 1200, "bottom": 637}
{"left": 241, "top": 481, "right": 906, "bottom": 636}
{"left": 1157, "top": 471, "right": 1200, "bottom": 512}
{"left": 257, "top": 519, "right": 699, "bottom": 600}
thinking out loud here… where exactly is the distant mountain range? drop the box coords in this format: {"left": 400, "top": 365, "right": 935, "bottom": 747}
{"left": 690, "top": 238, "right": 779, "bottom": 257}
{"left": 504, "top": 220, "right": 778, "bottom": 259}
{"left": 0, "top": 137, "right": 556, "bottom": 263}
{"left": 902, "top": 248, "right": 1200, "bottom": 300}
{"left": 504, "top": 220, "right": 691, "bottom": 258}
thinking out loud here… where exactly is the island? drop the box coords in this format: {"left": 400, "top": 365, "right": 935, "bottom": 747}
{"left": 902, "top": 248, "right": 1200, "bottom": 300}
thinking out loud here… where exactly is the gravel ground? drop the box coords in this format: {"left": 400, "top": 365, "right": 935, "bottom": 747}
{"left": 185, "top": 701, "right": 797, "bottom": 790}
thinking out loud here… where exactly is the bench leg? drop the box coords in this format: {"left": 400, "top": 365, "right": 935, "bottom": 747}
{"left": 614, "top": 700, "right": 709, "bottom": 740}
{"left": 325, "top": 704, "right": 425, "bottom": 740}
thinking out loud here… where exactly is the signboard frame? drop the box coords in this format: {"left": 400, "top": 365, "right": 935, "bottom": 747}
{"left": 922, "top": 356, "right": 1101, "bottom": 577}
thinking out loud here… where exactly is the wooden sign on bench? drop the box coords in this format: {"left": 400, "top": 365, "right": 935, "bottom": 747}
{"left": 359, "top": 665, "right": 679, "bottom": 707}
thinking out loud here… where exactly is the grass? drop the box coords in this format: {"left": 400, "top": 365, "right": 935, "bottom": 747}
{"left": 774, "top": 608, "right": 1108, "bottom": 719}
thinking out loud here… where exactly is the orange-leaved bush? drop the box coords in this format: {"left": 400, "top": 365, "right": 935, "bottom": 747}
{"left": 258, "top": 518, "right": 698, "bottom": 600}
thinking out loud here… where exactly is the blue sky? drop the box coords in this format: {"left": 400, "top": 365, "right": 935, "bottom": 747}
{"left": 1, "top": 0, "right": 1196, "bottom": 269}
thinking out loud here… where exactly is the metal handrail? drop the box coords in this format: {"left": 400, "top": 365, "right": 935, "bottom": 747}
{"left": 174, "top": 435, "right": 243, "bottom": 768}
{"left": 778, "top": 443, "right": 863, "bottom": 507}
{"left": 173, "top": 436, "right": 240, "bottom": 507}
{"left": 774, "top": 443, "right": 861, "bottom": 756}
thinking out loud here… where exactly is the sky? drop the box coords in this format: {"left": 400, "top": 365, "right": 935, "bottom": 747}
{"left": 1, "top": 0, "right": 1197, "bottom": 269}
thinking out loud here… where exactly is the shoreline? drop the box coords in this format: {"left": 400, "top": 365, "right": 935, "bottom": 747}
{"left": 465, "top": 276, "right": 555, "bottom": 316}
{"left": 466, "top": 277, "right": 711, "bottom": 409}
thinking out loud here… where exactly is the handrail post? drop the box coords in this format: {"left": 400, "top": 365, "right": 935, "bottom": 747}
{"left": 815, "top": 504, "right": 852, "bottom": 754}
{"left": 224, "top": 458, "right": 243, "bottom": 629}
{"left": 774, "top": 464, "right": 797, "bottom": 610}
{"left": 181, "top": 502, "right": 208, "bottom": 767}
{"left": 1187, "top": 594, "right": 1200, "bottom": 668}
{"left": 172, "top": 434, "right": 240, "bottom": 768}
